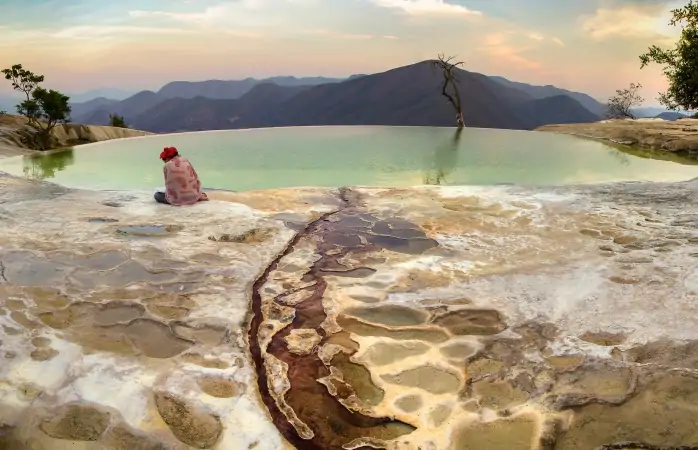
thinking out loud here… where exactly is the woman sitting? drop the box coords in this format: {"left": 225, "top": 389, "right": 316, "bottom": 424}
{"left": 154, "top": 146, "right": 209, "bottom": 206}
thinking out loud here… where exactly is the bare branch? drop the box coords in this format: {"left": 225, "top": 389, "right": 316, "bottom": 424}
{"left": 433, "top": 54, "right": 466, "bottom": 128}
{"left": 606, "top": 82, "right": 644, "bottom": 119}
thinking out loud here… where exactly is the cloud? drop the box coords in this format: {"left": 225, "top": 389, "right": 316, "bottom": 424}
{"left": 128, "top": 1, "right": 272, "bottom": 26}
{"left": 370, "top": 0, "right": 482, "bottom": 16}
{"left": 0, "top": 27, "right": 45, "bottom": 41}
{"left": 525, "top": 31, "right": 563, "bottom": 46}
{"left": 126, "top": 1, "right": 283, "bottom": 35}
{"left": 302, "top": 29, "right": 398, "bottom": 40}
{"left": 50, "top": 25, "right": 191, "bottom": 39}
{"left": 476, "top": 32, "right": 542, "bottom": 70}
{"left": 579, "top": 2, "right": 682, "bottom": 42}
{"left": 128, "top": 5, "right": 232, "bottom": 24}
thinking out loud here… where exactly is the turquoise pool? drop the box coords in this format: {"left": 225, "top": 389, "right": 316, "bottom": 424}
{"left": 1, "top": 126, "right": 697, "bottom": 191}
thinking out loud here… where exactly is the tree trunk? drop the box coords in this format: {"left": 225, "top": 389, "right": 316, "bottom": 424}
{"left": 452, "top": 81, "right": 464, "bottom": 128}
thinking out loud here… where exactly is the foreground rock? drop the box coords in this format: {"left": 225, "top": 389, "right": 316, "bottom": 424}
{"left": 537, "top": 118, "right": 698, "bottom": 159}
{"left": 0, "top": 176, "right": 697, "bottom": 449}
{"left": 0, "top": 114, "right": 152, "bottom": 156}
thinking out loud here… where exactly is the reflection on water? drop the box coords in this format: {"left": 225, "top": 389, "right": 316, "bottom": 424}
{"left": 23, "top": 149, "right": 75, "bottom": 179}
{"left": 608, "top": 141, "right": 698, "bottom": 166}
{"left": 423, "top": 128, "right": 462, "bottom": 185}
{"left": 606, "top": 148, "right": 630, "bottom": 167}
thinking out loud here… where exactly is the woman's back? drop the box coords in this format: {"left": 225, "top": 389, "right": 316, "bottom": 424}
{"left": 163, "top": 156, "right": 203, "bottom": 206}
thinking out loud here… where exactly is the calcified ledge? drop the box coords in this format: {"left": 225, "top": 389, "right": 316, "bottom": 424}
{"left": 0, "top": 176, "right": 698, "bottom": 450}
{"left": 0, "top": 114, "right": 153, "bottom": 157}
{"left": 536, "top": 119, "right": 698, "bottom": 159}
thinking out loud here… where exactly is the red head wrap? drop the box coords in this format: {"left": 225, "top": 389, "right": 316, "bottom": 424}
{"left": 159, "top": 146, "right": 178, "bottom": 161}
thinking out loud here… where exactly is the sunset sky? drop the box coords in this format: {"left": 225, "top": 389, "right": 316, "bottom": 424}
{"left": 0, "top": 0, "right": 688, "bottom": 103}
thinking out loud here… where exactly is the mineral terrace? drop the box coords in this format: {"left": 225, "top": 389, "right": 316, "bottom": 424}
{"left": 1, "top": 174, "right": 698, "bottom": 449}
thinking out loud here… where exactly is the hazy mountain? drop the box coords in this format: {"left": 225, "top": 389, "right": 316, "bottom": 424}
{"left": 629, "top": 106, "right": 690, "bottom": 118}
{"left": 73, "top": 76, "right": 349, "bottom": 124}
{"left": 512, "top": 95, "right": 600, "bottom": 128}
{"left": 131, "top": 83, "right": 313, "bottom": 132}
{"left": 75, "top": 90, "right": 167, "bottom": 124}
{"left": 234, "top": 83, "right": 311, "bottom": 110}
{"left": 128, "top": 60, "right": 600, "bottom": 133}
{"left": 489, "top": 75, "right": 605, "bottom": 116}
{"left": 131, "top": 96, "right": 241, "bottom": 132}
{"left": 67, "top": 88, "right": 137, "bottom": 103}
{"left": 230, "top": 61, "right": 534, "bottom": 129}
{"left": 157, "top": 76, "right": 344, "bottom": 100}
{"left": 6, "top": 61, "right": 603, "bottom": 132}
{"left": 3, "top": 90, "right": 131, "bottom": 117}
{"left": 157, "top": 79, "right": 260, "bottom": 100}
{"left": 8, "top": 94, "right": 127, "bottom": 122}
{"left": 265, "top": 76, "right": 345, "bottom": 87}
{"left": 655, "top": 111, "right": 688, "bottom": 120}
{"left": 70, "top": 97, "right": 119, "bottom": 120}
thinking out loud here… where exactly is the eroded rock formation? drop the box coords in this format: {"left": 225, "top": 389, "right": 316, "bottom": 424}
{"left": 0, "top": 175, "right": 697, "bottom": 449}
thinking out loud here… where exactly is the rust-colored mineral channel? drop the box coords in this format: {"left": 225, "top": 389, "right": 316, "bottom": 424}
{"left": 248, "top": 188, "right": 431, "bottom": 450}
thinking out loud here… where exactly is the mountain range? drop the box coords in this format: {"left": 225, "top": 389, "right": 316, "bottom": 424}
{"left": 487, "top": 76, "right": 606, "bottom": 117}
{"left": 66, "top": 61, "right": 603, "bottom": 132}
{"left": 654, "top": 111, "right": 688, "bottom": 120}
{"left": 1, "top": 61, "right": 686, "bottom": 132}
{"left": 0, "top": 87, "right": 140, "bottom": 113}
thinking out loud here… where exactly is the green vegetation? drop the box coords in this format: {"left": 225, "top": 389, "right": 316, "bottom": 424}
{"left": 109, "top": 114, "right": 128, "bottom": 128}
{"left": 606, "top": 83, "right": 644, "bottom": 119}
{"left": 640, "top": 1, "right": 698, "bottom": 111}
{"left": 1, "top": 64, "right": 71, "bottom": 150}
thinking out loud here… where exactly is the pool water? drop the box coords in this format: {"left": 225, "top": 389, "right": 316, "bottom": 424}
{"left": 1, "top": 126, "right": 697, "bottom": 191}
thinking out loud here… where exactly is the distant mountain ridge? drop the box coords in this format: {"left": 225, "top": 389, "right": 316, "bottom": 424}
{"left": 65, "top": 61, "right": 604, "bottom": 132}
{"left": 654, "top": 111, "right": 687, "bottom": 120}
{"left": 70, "top": 75, "right": 352, "bottom": 124}
{"left": 488, "top": 76, "right": 605, "bottom": 116}
{"left": 27, "top": 69, "right": 684, "bottom": 128}
{"left": 511, "top": 94, "right": 600, "bottom": 126}
{"left": 67, "top": 88, "right": 137, "bottom": 103}
{"left": 115, "top": 61, "right": 600, "bottom": 133}
{"left": 156, "top": 76, "right": 345, "bottom": 100}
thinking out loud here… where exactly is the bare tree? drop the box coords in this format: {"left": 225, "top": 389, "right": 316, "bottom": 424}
{"left": 606, "top": 82, "right": 644, "bottom": 119}
{"left": 432, "top": 54, "right": 465, "bottom": 128}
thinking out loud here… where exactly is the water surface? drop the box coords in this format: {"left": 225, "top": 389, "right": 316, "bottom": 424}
{"left": 1, "top": 126, "right": 696, "bottom": 190}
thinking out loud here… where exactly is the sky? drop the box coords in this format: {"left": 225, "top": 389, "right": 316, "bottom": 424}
{"left": 0, "top": 0, "right": 690, "bottom": 103}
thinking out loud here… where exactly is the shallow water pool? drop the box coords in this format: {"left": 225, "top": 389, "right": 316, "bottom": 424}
{"left": 1, "top": 126, "right": 697, "bottom": 190}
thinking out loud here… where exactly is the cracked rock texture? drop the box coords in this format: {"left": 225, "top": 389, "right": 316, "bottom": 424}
{"left": 0, "top": 174, "right": 697, "bottom": 449}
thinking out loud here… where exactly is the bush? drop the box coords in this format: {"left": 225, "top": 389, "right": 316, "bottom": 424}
{"left": 109, "top": 114, "right": 128, "bottom": 128}
{"left": 605, "top": 83, "right": 644, "bottom": 119}
{"left": 1, "top": 64, "right": 71, "bottom": 150}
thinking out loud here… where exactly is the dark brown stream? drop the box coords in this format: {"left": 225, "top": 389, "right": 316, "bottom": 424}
{"left": 248, "top": 188, "right": 436, "bottom": 449}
